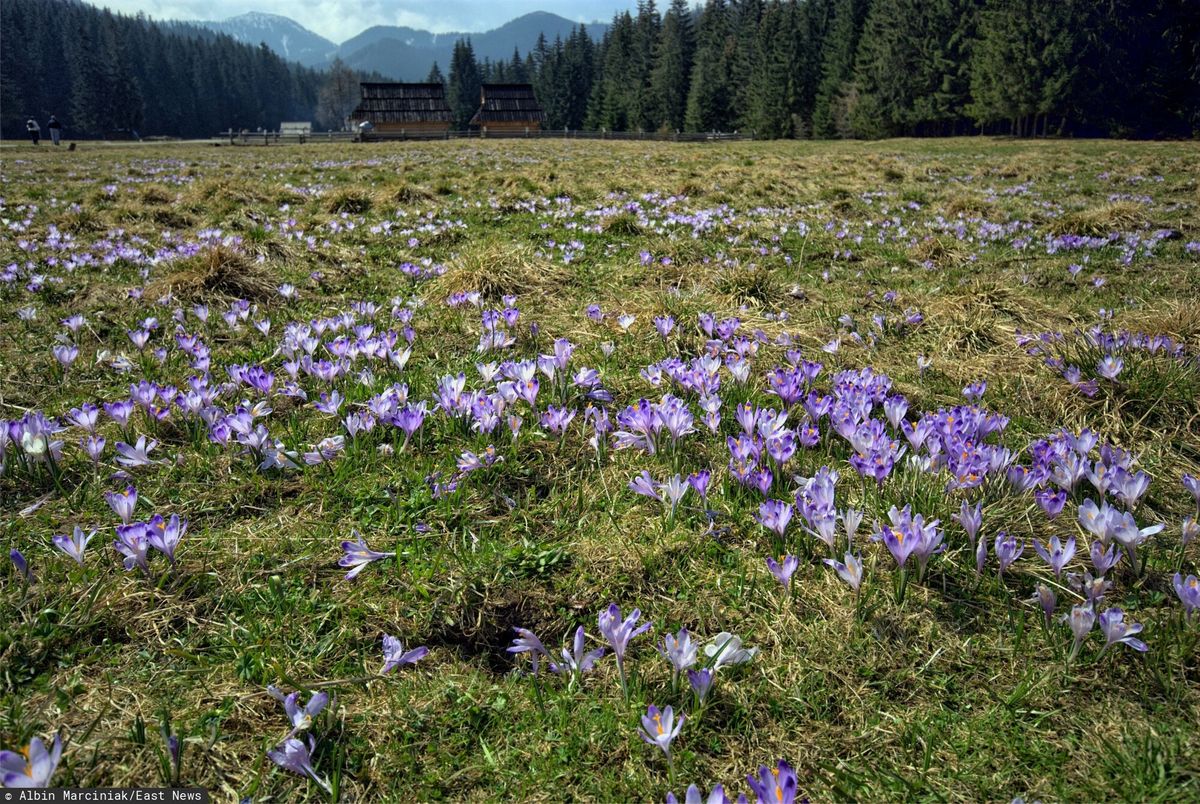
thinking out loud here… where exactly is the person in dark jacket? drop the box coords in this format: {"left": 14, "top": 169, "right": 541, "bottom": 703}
{"left": 26, "top": 118, "right": 40, "bottom": 145}
{"left": 47, "top": 115, "right": 63, "bottom": 146}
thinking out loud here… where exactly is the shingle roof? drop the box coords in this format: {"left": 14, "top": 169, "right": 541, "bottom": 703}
{"left": 470, "top": 84, "right": 546, "bottom": 125}
{"left": 351, "top": 83, "right": 453, "bottom": 124}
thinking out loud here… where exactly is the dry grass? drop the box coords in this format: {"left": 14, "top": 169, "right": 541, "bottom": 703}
{"left": 429, "top": 242, "right": 571, "bottom": 302}
{"left": 147, "top": 244, "right": 276, "bottom": 302}
{"left": 2, "top": 136, "right": 1199, "bottom": 802}
{"left": 1048, "top": 201, "right": 1149, "bottom": 236}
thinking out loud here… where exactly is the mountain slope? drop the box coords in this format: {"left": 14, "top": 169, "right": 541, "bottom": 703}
{"left": 200, "top": 12, "right": 337, "bottom": 66}
{"left": 199, "top": 11, "right": 608, "bottom": 79}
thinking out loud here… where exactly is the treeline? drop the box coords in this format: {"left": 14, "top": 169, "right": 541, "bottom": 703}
{"left": 3, "top": 0, "right": 1196, "bottom": 140}
{"left": 447, "top": 0, "right": 1199, "bottom": 138}
{"left": 0, "top": 0, "right": 347, "bottom": 139}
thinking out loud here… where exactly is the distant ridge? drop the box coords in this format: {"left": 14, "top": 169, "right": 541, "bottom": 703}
{"left": 200, "top": 12, "right": 338, "bottom": 66}
{"left": 198, "top": 10, "right": 609, "bottom": 80}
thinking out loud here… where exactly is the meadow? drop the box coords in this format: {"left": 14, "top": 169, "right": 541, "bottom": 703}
{"left": 1, "top": 136, "right": 1199, "bottom": 802}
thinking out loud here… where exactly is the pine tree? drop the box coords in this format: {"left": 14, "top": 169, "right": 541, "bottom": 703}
{"left": 508, "top": 47, "right": 530, "bottom": 83}
{"left": 448, "top": 38, "right": 482, "bottom": 129}
{"left": 590, "top": 12, "right": 638, "bottom": 131}
{"left": 631, "top": 1, "right": 662, "bottom": 130}
{"left": 744, "top": 1, "right": 796, "bottom": 138}
{"left": 685, "top": 0, "right": 735, "bottom": 132}
{"left": 812, "top": 0, "right": 869, "bottom": 137}
{"left": 425, "top": 62, "right": 446, "bottom": 87}
{"left": 649, "top": 0, "right": 696, "bottom": 131}
{"left": 968, "top": 0, "right": 1082, "bottom": 136}
{"left": 850, "top": 0, "right": 977, "bottom": 138}
{"left": 728, "top": 0, "right": 765, "bottom": 128}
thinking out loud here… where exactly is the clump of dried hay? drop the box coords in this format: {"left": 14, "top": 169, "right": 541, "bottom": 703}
{"left": 148, "top": 245, "right": 275, "bottom": 302}
{"left": 428, "top": 242, "right": 569, "bottom": 302}
{"left": 1047, "top": 201, "right": 1147, "bottom": 236}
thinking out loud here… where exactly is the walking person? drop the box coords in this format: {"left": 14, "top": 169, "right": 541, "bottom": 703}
{"left": 26, "top": 118, "right": 40, "bottom": 145}
{"left": 47, "top": 115, "right": 63, "bottom": 146}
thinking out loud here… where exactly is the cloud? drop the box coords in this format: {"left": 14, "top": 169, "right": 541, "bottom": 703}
{"left": 91, "top": 1, "right": 635, "bottom": 43}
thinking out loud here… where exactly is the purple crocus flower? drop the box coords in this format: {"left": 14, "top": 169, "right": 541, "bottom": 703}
{"left": 106, "top": 486, "right": 138, "bottom": 523}
{"left": 381, "top": 634, "right": 429, "bottom": 673}
{"left": 302, "top": 436, "right": 345, "bottom": 466}
{"left": 114, "top": 435, "right": 160, "bottom": 468}
{"left": 1109, "top": 512, "right": 1164, "bottom": 570}
{"left": 629, "top": 470, "right": 662, "bottom": 502}
{"left": 842, "top": 508, "right": 863, "bottom": 547}
{"left": 1035, "top": 488, "right": 1067, "bottom": 520}
{"left": 666, "top": 784, "right": 731, "bottom": 804}
{"left": 81, "top": 435, "right": 106, "bottom": 464}
{"left": 508, "top": 627, "right": 549, "bottom": 675}
{"left": 104, "top": 399, "right": 135, "bottom": 427}
{"left": 1090, "top": 540, "right": 1122, "bottom": 576}
{"left": 1097, "top": 608, "right": 1147, "bottom": 656}
{"left": 67, "top": 403, "right": 101, "bottom": 432}
{"left": 1066, "top": 603, "right": 1095, "bottom": 661}
{"left": 1183, "top": 517, "right": 1198, "bottom": 548}
{"left": 540, "top": 405, "right": 576, "bottom": 435}
{"left": 9, "top": 549, "right": 33, "bottom": 584}
{"left": 687, "top": 667, "right": 715, "bottom": 703}
{"left": 1172, "top": 573, "right": 1200, "bottom": 618}
{"left": 52, "top": 344, "right": 79, "bottom": 368}
{"left": 339, "top": 532, "right": 394, "bottom": 580}
{"left": 660, "top": 474, "right": 689, "bottom": 512}
{"left": 267, "top": 736, "right": 330, "bottom": 793}
{"left": 766, "top": 555, "right": 799, "bottom": 592}
{"left": 0, "top": 733, "right": 63, "bottom": 788}
{"left": 114, "top": 524, "right": 151, "bottom": 573}
{"left": 53, "top": 525, "right": 98, "bottom": 565}
{"left": 549, "top": 626, "right": 606, "bottom": 681}
{"left": 747, "top": 760, "right": 799, "bottom": 804}
{"left": 1096, "top": 355, "right": 1123, "bottom": 380}
{"left": 1033, "top": 536, "right": 1075, "bottom": 580}
{"left": 598, "top": 603, "right": 651, "bottom": 698}
{"left": 883, "top": 395, "right": 908, "bottom": 430}
{"left": 657, "top": 628, "right": 698, "bottom": 680}
{"left": 267, "top": 686, "right": 329, "bottom": 735}
{"left": 1183, "top": 474, "right": 1200, "bottom": 511}
{"left": 687, "top": 470, "right": 711, "bottom": 500}
{"left": 757, "top": 500, "right": 794, "bottom": 539}
{"left": 1072, "top": 571, "right": 1113, "bottom": 606}
{"left": 824, "top": 552, "right": 864, "bottom": 593}
{"left": 994, "top": 532, "right": 1024, "bottom": 576}
{"left": 638, "top": 705, "right": 684, "bottom": 757}
{"left": 878, "top": 522, "right": 917, "bottom": 569}
{"left": 146, "top": 514, "right": 186, "bottom": 566}
{"left": 962, "top": 380, "right": 987, "bottom": 402}
{"left": 953, "top": 501, "right": 982, "bottom": 550}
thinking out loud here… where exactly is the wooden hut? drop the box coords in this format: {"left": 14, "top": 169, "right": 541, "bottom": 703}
{"left": 470, "top": 84, "right": 545, "bottom": 134}
{"left": 350, "top": 83, "right": 453, "bottom": 137}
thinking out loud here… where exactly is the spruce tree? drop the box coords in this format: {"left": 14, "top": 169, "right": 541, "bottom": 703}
{"left": 684, "top": 0, "right": 734, "bottom": 132}
{"left": 448, "top": 38, "right": 482, "bottom": 129}
{"left": 649, "top": 0, "right": 696, "bottom": 131}
{"left": 811, "top": 0, "right": 869, "bottom": 137}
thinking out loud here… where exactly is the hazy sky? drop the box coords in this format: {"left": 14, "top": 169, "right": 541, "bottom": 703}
{"left": 93, "top": 1, "right": 638, "bottom": 42}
